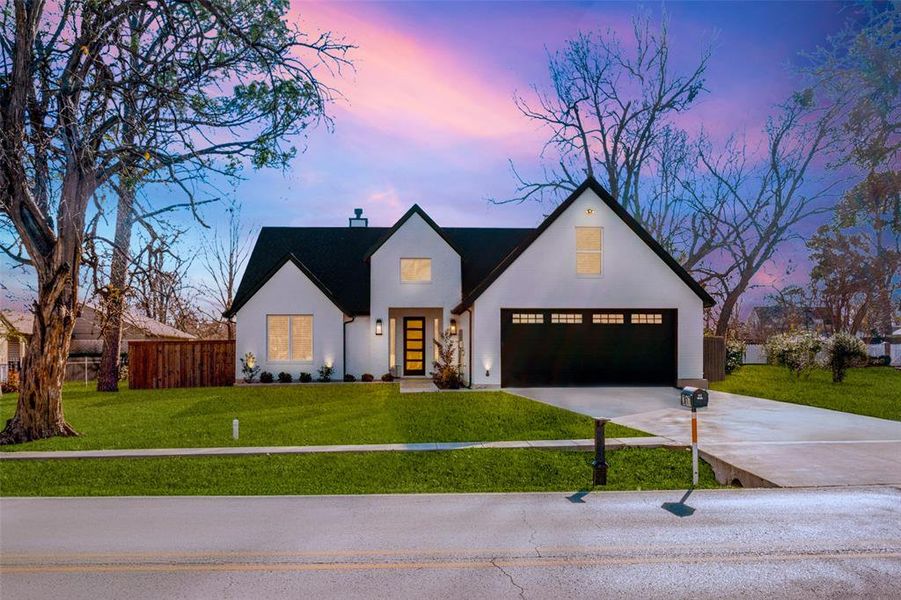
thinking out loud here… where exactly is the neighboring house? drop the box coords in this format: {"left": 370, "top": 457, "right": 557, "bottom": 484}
{"left": 228, "top": 178, "right": 714, "bottom": 387}
{"left": 0, "top": 305, "right": 194, "bottom": 382}
{"left": 745, "top": 305, "right": 834, "bottom": 343}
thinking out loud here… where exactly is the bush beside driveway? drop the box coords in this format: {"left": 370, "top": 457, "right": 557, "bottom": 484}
{"left": 712, "top": 365, "right": 900, "bottom": 421}
{"left": 0, "top": 383, "right": 647, "bottom": 453}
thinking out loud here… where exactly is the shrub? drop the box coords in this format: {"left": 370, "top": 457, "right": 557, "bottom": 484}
{"left": 117, "top": 364, "right": 129, "bottom": 382}
{"left": 822, "top": 333, "right": 867, "bottom": 383}
{"left": 361, "top": 373, "right": 375, "bottom": 382}
{"left": 381, "top": 373, "right": 394, "bottom": 382}
{"left": 259, "top": 371, "right": 274, "bottom": 383}
{"left": 431, "top": 327, "right": 466, "bottom": 389}
{"left": 765, "top": 332, "right": 822, "bottom": 378}
{"left": 1, "top": 370, "right": 20, "bottom": 394}
{"left": 277, "top": 371, "right": 293, "bottom": 383}
{"left": 867, "top": 355, "right": 891, "bottom": 367}
{"left": 343, "top": 373, "right": 356, "bottom": 382}
{"left": 725, "top": 339, "right": 746, "bottom": 375}
{"left": 240, "top": 352, "right": 260, "bottom": 383}
{"left": 317, "top": 364, "right": 333, "bottom": 382}
{"left": 299, "top": 372, "right": 313, "bottom": 383}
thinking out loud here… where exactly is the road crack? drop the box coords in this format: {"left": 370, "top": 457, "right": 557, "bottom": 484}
{"left": 490, "top": 558, "right": 526, "bottom": 600}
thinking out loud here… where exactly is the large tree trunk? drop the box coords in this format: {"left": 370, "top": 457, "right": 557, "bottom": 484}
{"left": 0, "top": 268, "right": 79, "bottom": 444}
{"left": 97, "top": 185, "right": 135, "bottom": 392}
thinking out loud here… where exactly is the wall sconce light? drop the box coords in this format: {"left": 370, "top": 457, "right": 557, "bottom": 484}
{"left": 450, "top": 319, "right": 457, "bottom": 335}
{"left": 375, "top": 319, "right": 383, "bottom": 335}
{"left": 485, "top": 369, "right": 490, "bottom": 377}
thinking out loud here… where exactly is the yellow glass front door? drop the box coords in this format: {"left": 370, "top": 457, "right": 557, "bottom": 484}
{"left": 403, "top": 317, "right": 425, "bottom": 375}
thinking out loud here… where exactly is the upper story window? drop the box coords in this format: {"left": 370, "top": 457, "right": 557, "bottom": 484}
{"left": 400, "top": 258, "right": 432, "bottom": 283}
{"left": 267, "top": 314, "right": 313, "bottom": 361}
{"left": 575, "top": 227, "right": 602, "bottom": 275}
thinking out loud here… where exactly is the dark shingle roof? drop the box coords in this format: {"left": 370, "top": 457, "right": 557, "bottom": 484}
{"left": 227, "top": 226, "right": 532, "bottom": 317}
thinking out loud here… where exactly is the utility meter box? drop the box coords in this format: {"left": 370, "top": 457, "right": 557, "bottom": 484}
{"left": 680, "top": 386, "right": 709, "bottom": 409}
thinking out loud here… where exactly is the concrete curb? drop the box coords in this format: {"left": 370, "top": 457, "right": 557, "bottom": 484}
{"left": 0, "top": 436, "right": 682, "bottom": 461}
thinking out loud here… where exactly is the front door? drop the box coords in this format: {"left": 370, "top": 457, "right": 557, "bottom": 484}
{"left": 403, "top": 317, "right": 426, "bottom": 376}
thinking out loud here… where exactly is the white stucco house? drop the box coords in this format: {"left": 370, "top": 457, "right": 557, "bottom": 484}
{"left": 227, "top": 178, "right": 715, "bottom": 387}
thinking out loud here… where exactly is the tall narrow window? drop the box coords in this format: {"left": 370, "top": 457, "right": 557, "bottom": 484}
{"left": 267, "top": 314, "right": 313, "bottom": 361}
{"left": 400, "top": 258, "right": 432, "bottom": 282}
{"left": 389, "top": 317, "right": 397, "bottom": 370}
{"left": 576, "top": 227, "right": 602, "bottom": 275}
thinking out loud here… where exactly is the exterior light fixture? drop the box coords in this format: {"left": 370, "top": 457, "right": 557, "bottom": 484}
{"left": 585, "top": 208, "right": 595, "bottom": 215}
{"left": 375, "top": 319, "right": 383, "bottom": 335}
{"left": 450, "top": 319, "right": 457, "bottom": 335}
{"left": 485, "top": 369, "right": 490, "bottom": 377}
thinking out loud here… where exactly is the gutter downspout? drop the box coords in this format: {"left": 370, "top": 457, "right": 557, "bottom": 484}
{"left": 466, "top": 307, "right": 473, "bottom": 389}
{"left": 343, "top": 314, "right": 355, "bottom": 379}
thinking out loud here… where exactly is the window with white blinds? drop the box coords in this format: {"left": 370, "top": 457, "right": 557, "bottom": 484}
{"left": 576, "top": 227, "right": 602, "bottom": 275}
{"left": 267, "top": 314, "right": 313, "bottom": 361}
{"left": 400, "top": 258, "right": 432, "bottom": 282}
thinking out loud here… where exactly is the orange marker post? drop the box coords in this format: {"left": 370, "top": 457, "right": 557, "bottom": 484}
{"left": 691, "top": 406, "right": 699, "bottom": 486}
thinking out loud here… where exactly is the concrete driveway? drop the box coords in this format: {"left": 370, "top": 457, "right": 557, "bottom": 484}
{"left": 508, "top": 387, "right": 901, "bottom": 488}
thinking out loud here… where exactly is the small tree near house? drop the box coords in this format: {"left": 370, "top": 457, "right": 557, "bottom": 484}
{"left": 432, "top": 328, "right": 466, "bottom": 389}
{"left": 822, "top": 333, "right": 867, "bottom": 383}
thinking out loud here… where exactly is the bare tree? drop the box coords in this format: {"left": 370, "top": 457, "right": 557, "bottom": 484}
{"left": 0, "top": 0, "right": 352, "bottom": 443}
{"left": 498, "top": 12, "right": 721, "bottom": 267}
{"left": 698, "top": 91, "right": 844, "bottom": 336}
{"left": 200, "top": 199, "right": 253, "bottom": 340}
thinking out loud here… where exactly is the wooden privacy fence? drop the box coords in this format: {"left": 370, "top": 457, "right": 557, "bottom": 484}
{"left": 703, "top": 336, "right": 726, "bottom": 383}
{"left": 129, "top": 340, "right": 235, "bottom": 389}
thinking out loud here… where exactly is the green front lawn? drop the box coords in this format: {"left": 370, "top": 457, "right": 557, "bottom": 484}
{"left": 0, "top": 447, "right": 719, "bottom": 496}
{"left": 712, "top": 365, "right": 900, "bottom": 421}
{"left": 0, "top": 383, "right": 646, "bottom": 452}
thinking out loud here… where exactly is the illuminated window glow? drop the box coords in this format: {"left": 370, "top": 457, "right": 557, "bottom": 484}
{"left": 400, "top": 258, "right": 432, "bottom": 282}
{"left": 512, "top": 313, "right": 544, "bottom": 324}
{"left": 551, "top": 313, "right": 583, "bottom": 324}
{"left": 631, "top": 313, "right": 663, "bottom": 325}
{"left": 593, "top": 313, "right": 624, "bottom": 324}
{"left": 576, "top": 227, "right": 602, "bottom": 275}
{"left": 267, "top": 314, "right": 313, "bottom": 361}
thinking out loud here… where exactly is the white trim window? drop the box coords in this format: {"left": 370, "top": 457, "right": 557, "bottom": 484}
{"left": 575, "top": 227, "right": 602, "bottom": 276}
{"left": 400, "top": 258, "right": 432, "bottom": 283}
{"left": 267, "top": 314, "right": 313, "bottom": 361}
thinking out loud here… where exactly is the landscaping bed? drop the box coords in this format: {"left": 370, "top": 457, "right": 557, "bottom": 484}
{"left": 0, "top": 383, "right": 648, "bottom": 452}
{"left": 0, "top": 447, "right": 719, "bottom": 496}
{"left": 712, "top": 365, "right": 900, "bottom": 421}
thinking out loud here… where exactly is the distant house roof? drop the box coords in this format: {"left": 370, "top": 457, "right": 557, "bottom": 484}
{"left": 0, "top": 306, "right": 195, "bottom": 340}
{"left": 228, "top": 177, "right": 716, "bottom": 317}
{"left": 750, "top": 305, "right": 833, "bottom": 327}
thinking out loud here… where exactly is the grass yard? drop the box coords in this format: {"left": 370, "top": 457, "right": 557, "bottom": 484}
{"left": 0, "top": 447, "right": 719, "bottom": 496}
{"left": 712, "top": 365, "right": 901, "bottom": 421}
{"left": 0, "top": 383, "right": 646, "bottom": 452}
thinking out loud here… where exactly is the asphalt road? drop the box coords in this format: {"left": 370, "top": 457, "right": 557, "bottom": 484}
{"left": 2, "top": 488, "right": 900, "bottom": 599}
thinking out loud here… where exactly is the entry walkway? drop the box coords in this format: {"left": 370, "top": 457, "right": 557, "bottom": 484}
{"left": 508, "top": 387, "right": 901, "bottom": 487}
{"left": 0, "top": 436, "right": 677, "bottom": 461}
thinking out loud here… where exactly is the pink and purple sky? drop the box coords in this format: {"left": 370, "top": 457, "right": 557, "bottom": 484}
{"left": 0, "top": 1, "right": 855, "bottom": 311}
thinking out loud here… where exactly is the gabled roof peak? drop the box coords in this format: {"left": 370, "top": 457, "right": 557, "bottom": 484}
{"left": 362, "top": 203, "right": 461, "bottom": 260}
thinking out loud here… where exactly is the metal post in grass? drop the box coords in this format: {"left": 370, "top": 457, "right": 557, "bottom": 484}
{"left": 593, "top": 417, "right": 610, "bottom": 486}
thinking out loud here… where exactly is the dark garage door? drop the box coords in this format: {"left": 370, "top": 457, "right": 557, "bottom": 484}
{"left": 500, "top": 309, "right": 676, "bottom": 387}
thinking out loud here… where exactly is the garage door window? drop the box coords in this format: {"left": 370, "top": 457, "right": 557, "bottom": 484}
{"left": 551, "top": 313, "right": 583, "bottom": 324}
{"left": 593, "top": 313, "right": 624, "bottom": 324}
{"left": 631, "top": 313, "right": 663, "bottom": 324}
{"left": 512, "top": 313, "right": 544, "bottom": 324}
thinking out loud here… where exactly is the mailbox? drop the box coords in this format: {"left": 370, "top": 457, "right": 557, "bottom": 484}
{"left": 680, "top": 386, "right": 708, "bottom": 409}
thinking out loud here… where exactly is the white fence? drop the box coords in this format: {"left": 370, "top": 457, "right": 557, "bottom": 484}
{"left": 0, "top": 363, "right": 7, "bottom": 383}
{"left": 744, "top": 342, "right": 900, "bottom": 366}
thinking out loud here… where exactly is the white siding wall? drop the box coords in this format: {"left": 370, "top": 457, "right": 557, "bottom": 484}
{"left": 344, "top": 317, "right": 371, "bottom": 377}
{"left": 470, "top": 187, "right": 705, "bottom": 385}
{"left": 234, "top": 262, "right": 345, "bottom": 379}
{"left": 369, "top": 213, "right": 462, "bottom": 375}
